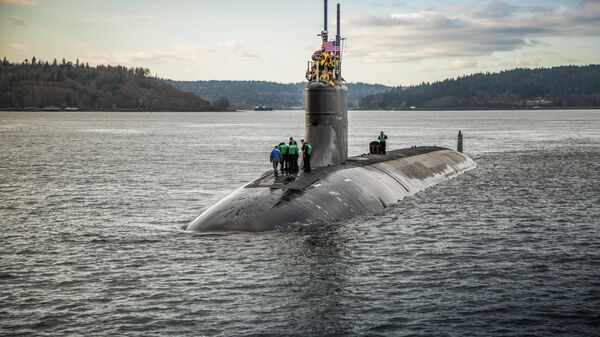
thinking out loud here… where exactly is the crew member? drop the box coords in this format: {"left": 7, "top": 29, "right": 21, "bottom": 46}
{"left": 302, "top": 139, "right": 312, "bottom": 173}
{"left": 301, "top": 139, "right": 306, "bottom": 170}
{"left": 279, "top": 142, "right": 288, "bottom": 174}
{"left": 270, "top": 145, "right": 281, "bottom": 176}
{"left": 288, "top": 139, "right": 299, "bottom": 174}
{"left": 378, "top": 131, "right": 388, "bottom": 155}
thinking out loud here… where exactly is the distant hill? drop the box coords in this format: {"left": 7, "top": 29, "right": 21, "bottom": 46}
{"left": 359, "top": 65, "right": 600, "bottom": 110}
{"left": 0, "top": 57, "right": 227, "bottom": 111}
{"left": 166, "top": 80, "right": 391, "bottom": 109}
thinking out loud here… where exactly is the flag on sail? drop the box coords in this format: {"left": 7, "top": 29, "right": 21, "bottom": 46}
{"left": 324, "top": 40, "right": 340, "bottom": 52}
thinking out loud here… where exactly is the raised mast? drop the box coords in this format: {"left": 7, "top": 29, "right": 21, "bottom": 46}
{"left": 336, "top": 3, "right": 340, "bottom": 43}
{"left": 322, "top": 0, "right": 329, "bottom": 44}
{"left": 336, "top": 3, "right": 342, "bottom": 79}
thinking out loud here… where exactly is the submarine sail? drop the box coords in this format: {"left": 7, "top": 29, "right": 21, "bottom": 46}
{"left": 304, "top": 1, "right": 348, "bottom": 167}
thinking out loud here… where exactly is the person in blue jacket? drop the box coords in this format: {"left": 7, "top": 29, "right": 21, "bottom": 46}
{"left": 270, "top": 145, "right": 281, "bottom": 176}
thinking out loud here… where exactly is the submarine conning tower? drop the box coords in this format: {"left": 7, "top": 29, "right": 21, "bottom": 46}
{"left": 305, "top": 0, "right": 348, "bottom": 167}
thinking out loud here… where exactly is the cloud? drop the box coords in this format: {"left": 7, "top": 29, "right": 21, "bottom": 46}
{"left": 86, "top": 41, "right": 261, "bottom": 66}
{"left": 345, "top": 0, "right": 600, "bottom": 63}
{"left": 0, "top": 0, "right": 37, "bottom": 5}
{"left": 451, "top": 59, "right": 478, "bottom": 70}
{"left": 8, "top": 43, "right": 28, "bottom": 51}
{"left": 373, "top": 1, "right": 406, "bottom": 8}
{"left": 512, "top": 58, "right": 539, "bottom": 67}
{"left": 468, "top": 0, "right": 519, "bottom": 18}
{"left": 78, "top": 13, "right": 161, "bottom": 25}
{"left": 8, "top": 15, "right": 25, "bottom": 25}
{"left": 111, "top": 15, "right": 161, "bottom": 22}
{"left": 66, "top": 43, "right": 89, "bottom": 49}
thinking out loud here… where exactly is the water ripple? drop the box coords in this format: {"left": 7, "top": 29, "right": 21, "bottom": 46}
{"left": 1, "top": 110, "right": 599, "bottom": 336}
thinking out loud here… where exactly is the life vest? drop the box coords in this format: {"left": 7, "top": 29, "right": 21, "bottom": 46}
{"left": 279, "top": 144, "right": 288, "bottom": 154}
{"left": 288, "top": 144, "right": 298, "bottom": 155}
{"left": 378, "top": 134, "right": 387, "bottom": 142}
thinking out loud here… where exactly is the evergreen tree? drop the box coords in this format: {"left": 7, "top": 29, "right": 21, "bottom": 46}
{"left": 359, "top": 65, "right": 600, "bottom": 109}
{"left": 0, "top": 59, "right": 215, "bottom": 111}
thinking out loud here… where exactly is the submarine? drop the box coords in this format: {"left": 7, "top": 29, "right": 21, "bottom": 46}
{"left": 187, "top": 1, "right": 476, "bottom": 232}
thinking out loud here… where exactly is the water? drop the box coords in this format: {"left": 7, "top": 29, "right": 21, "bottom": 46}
{"left": 1, "top": 110, "right": 599, "bottom": 336}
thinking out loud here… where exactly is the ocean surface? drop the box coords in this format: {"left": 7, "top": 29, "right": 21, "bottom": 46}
{"left": 1, "top": 109, "right": 599, "bottom": 336}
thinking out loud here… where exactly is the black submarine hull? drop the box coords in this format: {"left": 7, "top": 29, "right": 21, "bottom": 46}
{"left": 187, "top": 146, "right": 476, "bottom": 232}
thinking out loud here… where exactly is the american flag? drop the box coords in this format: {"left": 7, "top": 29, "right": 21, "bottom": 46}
{"left": 324, "top": 40, "right": 340, "bottom": 52}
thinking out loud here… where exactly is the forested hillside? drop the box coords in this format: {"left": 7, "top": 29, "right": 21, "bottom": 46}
{"left": 167, "top": 80, "right": 390, "bottom": 109}
{"left": 0, "top": 57, "right": 227, "bottom": 111}
{"left": 359, "top": 65, "right": 600, "bottom": 110}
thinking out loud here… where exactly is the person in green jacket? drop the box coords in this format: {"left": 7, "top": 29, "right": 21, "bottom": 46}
{"left": 301, "top": 139, "right": 312, "bottom": 172}
{"left": 279, "top": 142, "right": 288, "bottom": 174}
{"left": 288, "top": 139, "right": 299, "bottom": 174}
{"left": 378, "top": 131, "right": 388, "bottom": 154}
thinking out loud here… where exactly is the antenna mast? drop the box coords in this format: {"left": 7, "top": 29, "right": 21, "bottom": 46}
{"left": 321, "top": 0, "right": 329, "bottom": 44}
{"left": 336, "top": 3, "right": 342, "bottom": 79}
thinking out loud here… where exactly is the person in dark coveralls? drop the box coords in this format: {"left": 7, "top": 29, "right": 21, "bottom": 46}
{"left": 288, "top": 137, "right": 299, "bottom": 174}
{"left": 279, "top": 142, "right": 288, "bottom": 174}
{"left": 301, "top": 139, "right": 312, "bottom": 172}
{"left": 270, "top": 145, "right": 281, "bottom": 176}
{"left": 378, "top": 131, "right": 388, "bottom": 154}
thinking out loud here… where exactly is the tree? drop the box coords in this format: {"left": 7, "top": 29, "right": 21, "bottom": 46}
{"left": 0, "top": 58, "right": 217, "bottom": 110}
{"left": 212, "top": 96, "right": 230, "bottom": 111}
{"left": 31, "top": 56, "right": 36, "bottom": 65}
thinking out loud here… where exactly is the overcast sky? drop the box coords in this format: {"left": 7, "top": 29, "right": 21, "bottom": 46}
{"left": 1, "top": 0, "right": 599, "bottom": 85}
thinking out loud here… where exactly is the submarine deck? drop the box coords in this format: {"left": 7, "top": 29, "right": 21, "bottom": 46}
{"left": 247, "top": 145, "right": 446, "bottom": 191}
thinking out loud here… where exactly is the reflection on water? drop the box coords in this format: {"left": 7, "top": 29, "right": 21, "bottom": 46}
{"left": 1, "top": 110, "right": 599, "bottom": 336}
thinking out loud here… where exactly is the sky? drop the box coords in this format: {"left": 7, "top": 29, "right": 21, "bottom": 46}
{"left": 1, "top": 0, "right": 599, "bottom": 86}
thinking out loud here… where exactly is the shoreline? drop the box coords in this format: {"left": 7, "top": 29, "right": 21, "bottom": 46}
{"left": 2, "top": 107, "right": 600, "bottom": 112}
